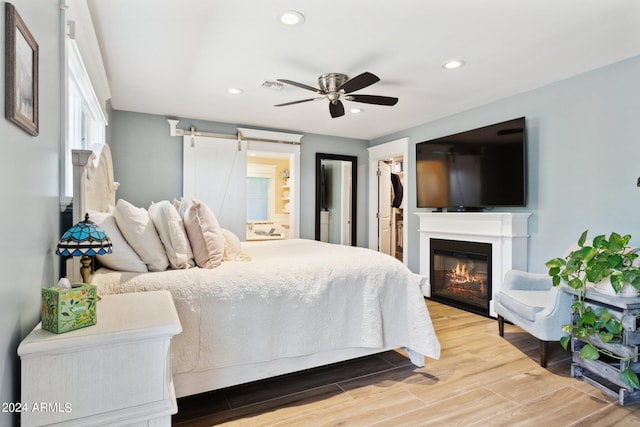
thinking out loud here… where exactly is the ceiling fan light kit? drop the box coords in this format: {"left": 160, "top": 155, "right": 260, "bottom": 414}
{"left": 275, "top": 71, "right": 398, "bottom": 118}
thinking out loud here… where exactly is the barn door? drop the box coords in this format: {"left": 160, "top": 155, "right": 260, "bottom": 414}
{"left": 183, "top": 135, "right": 247, "bottom": 238}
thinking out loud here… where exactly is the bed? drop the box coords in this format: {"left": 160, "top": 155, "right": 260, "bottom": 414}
{"left": 72, "top": 144, "right": 440, "bottom": 398}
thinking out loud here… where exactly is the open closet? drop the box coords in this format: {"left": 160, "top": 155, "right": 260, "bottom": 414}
{"left": 379, "top": 158, "right": 404, "bottom": 262}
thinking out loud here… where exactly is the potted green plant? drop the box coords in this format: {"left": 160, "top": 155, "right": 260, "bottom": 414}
{"left": 546, "top": 230, "right": 640, "bottom": 388}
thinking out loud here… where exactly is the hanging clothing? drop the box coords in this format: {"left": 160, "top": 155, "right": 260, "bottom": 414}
{"left": 391, "top": 173, "right": 403, "bottom": 208}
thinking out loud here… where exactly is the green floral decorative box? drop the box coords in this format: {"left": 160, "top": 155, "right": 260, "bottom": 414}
{"left": 41, "top": 284, "right": 97, "bottom": 333}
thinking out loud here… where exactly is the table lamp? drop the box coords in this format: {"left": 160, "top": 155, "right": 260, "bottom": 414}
{"left": 56, "top": 213, "right": 112, "bottom": 283}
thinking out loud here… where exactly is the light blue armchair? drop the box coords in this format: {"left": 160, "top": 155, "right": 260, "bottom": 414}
{"left": 495, "top": 269, "right": 572, "bottom": 367}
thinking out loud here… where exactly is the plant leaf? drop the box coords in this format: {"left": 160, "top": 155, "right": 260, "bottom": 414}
{"left": 608, "top": 232, "right": 626, "bottom": 252}
{"left": 593, "top": 234, "right": 606, "bottom": 248}
{"left": 545, "top": 258, "right": 566, "bottom": 269}
{"left": 579, "top": 343, "right": 600, "bottom": 360}
{"left": 605, "top": 319, "right": 622, "bottom": 334}
{"left": 578, "top": 230, "right": 589, "bottom": 247}
{"left": 620, "top": 369, "right": 640, "bottom": 389}
{"left": 610, "top": 275, "right": 623, "bottom": 294}
{"left": 586, "top": 263, "right": 606, "bottom": 283}
{"left": 560, "top": 335, "right": 571, "bottom": 351}
{"left": 608, "top": 254, "right": 623, "bottom": 269}
{"left": 548, "top": 267, "right": 560, "bottom": 276}
{"left": 593, "top": 306, "right": 608, "bottom": 317}
{"left": 598, "top": 332, "right": 613, "bottom": 343}
{"left": 582, "top": 246, "right": 597, "bottom": 264}
{"left": 580, "top": 311, "right": 596, "bottom": 327}
{"left": 569, "top": 278, "right": 584, "bottom": 290}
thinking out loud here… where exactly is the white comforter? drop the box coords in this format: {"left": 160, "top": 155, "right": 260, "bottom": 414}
{"left": 91, "top": 239, "right": 440, "bottom": 375}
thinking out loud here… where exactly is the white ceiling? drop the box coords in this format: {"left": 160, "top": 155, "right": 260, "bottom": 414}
{"left": 86, "top": 0, "right": 640, "bottom": 140}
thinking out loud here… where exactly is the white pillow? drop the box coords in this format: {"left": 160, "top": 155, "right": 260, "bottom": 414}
{"left": 222, "top": 228, "right": 251, "bottom": 261}
{"left": 172, "top": 197, "right": 189, "bottom": 218}
{"left": 113, "top": 199, "right": 169, "bottom": 272}
{"left": 148, "top": 200, "right": 195, "bottom": 269}
{"left": 87, "top": 210, "right": 148, "bottom": 273}
{"left": 183, "top": 199, "right": 225, "bottom": 269}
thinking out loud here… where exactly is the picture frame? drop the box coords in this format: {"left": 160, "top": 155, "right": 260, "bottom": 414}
{"left": 5, "top": 2, "right": 39, "bottom": 136}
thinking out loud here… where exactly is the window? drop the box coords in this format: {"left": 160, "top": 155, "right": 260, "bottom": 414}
{"left": 63, "top": 39, "right": 107, "bottom": 200}
{"left": 246, "top": 163, "right": 276, "bottom": 222}
{"left": 246, "top": 177, "right": 269, "bottom": 221}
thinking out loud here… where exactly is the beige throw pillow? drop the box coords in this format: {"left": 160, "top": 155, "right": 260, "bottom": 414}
{"left": 113, "top": 199, "right": 169, "bottom": 272}
{"left": 87, "top": 210, "right": 148, "bottom": 273}
{"left": 222, "top": 228, "right": 251, "bottom": 261}
{"left": 149, "top": 200, "right": 195, "bottom": 269}
{"left": 183, "top": 199, "right": 225, "bottom": 269}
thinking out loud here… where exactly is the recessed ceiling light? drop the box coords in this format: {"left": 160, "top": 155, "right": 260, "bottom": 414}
{"left": 280, "top": 10, "right": 305, "bottom": 26}
{"left": 227, "top": 88, "right": 243, "bottom": 94}
{"left": 443, "top": 59, "right": 465, "bottom": 70}
{"left": 350, "top": 108, "right": 363, "bottom": 114}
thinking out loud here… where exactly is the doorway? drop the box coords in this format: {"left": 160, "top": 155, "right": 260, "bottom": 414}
{"left": 246, "top": 150, "right": 293, "bottom": 241}
{"left": 377, "top": 158, "right": 404, "bottom": 261}
{"left": 368, "top": 138, "right": 409, "bottom": 265}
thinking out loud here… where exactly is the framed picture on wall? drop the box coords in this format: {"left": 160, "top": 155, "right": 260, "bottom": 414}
{"left": 5, "top": 2, "right": 39, "bottom": 136}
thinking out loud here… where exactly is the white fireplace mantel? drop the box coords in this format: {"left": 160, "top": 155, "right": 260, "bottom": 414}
{"left": 416, "top": 212, "right": 531, "bottom": 317}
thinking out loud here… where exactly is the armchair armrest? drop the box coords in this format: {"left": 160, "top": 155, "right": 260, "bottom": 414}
{"left": 502, "top": 269, "right": 552, "bottom": 291}
{"left": 537, "top": 285, "right": 572, "bottom": 320}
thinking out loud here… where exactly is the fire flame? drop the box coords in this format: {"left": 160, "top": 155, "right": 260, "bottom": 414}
{"left": 439, "top": 260, "right": 487, "bottom": 302}
{"left": 451, "top": 262, "right": 475, "bottom": 284}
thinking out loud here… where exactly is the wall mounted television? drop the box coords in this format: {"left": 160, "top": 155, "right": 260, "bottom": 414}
{"left": 415, "top": 117, "right": 526, "bottom": 211}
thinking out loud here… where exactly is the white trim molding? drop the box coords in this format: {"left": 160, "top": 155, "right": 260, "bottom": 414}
{"left": 416, "top": 212, "right": 531, "bottom": 317}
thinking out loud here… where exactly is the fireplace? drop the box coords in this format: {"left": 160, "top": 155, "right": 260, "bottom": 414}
{"left": 430, "top": 239, "right": 492, "bottom": 317}
{"left": 417, "top": 212, "right": 530, "bottom": 317}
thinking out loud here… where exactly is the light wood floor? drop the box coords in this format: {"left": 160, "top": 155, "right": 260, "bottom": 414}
{"left": 173, "top": 300, "right": 640, "bottom": 426}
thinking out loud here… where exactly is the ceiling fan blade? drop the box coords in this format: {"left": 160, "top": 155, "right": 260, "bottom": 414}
{"left": 347, "top": 94, "right": 399, "bottom": 106}
{"left": 338, "top": 72, "right": 380, "bottom": 94}
{"left": 277, "top": 79, "right": 323, "bottom": 93}
{"left": 329, "top": 100, "right": 345, "bottom": 118}
{"left": 275, "top": 97, "right": 323, "bottom": 107}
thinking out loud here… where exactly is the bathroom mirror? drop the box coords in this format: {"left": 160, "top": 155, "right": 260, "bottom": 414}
{"left": 315, "top": 153, "right": 357, "bottom": 246}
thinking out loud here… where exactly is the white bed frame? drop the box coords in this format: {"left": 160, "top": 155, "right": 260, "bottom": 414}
{"left": 72, "top": 145, "right": 399, "bottom": 398}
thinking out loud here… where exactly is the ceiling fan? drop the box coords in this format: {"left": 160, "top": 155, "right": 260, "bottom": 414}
{"left": 274, "top": 72, "right": 399, "bottom": 118}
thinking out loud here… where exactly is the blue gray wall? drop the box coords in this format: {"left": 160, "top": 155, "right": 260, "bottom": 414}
{"left": 108, "top": 111, "right": 370, "bottom": 246}
{"left": 0, "top": 1, "right": 62, "bottom": 425}
{"left": 0, "top": 8, "right": 637, "bottom": 422}
{"left": 371, "top": 55, "right": 640, "bottom": 274}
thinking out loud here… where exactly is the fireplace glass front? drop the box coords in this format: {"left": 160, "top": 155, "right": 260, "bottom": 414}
{"left": 430, "top": 239, "right": 492, "bottom": 316}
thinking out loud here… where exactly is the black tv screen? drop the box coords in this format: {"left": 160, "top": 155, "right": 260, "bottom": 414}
{"left": 415, "top": 117, "right": 526, "bottom": 210}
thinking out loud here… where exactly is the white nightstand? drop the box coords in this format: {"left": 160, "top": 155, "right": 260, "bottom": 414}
{"left": 18, "top": 290, "right": 182, "bottom": 427}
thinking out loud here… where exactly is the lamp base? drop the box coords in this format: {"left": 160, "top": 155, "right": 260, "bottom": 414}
{"left": 80, "top": 255, "right": 92, "bottom": 284}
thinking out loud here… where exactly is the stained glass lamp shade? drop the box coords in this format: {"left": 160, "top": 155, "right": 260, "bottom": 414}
{"left": 56, "top": 213, "right": 112, "bottom": 283}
